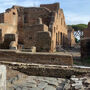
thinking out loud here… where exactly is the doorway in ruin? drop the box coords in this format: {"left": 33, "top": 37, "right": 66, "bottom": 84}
{"left": 0, "top": 29, "right": 2, "bottom": 42}
{"left": 61, "top": 32, "right": 63, "bottom": 45}
{"left": 56, "top": 33, "right": 58, "bottom": 45}
{"left": 86, "top": 41, "right": 90, "bottom": 56}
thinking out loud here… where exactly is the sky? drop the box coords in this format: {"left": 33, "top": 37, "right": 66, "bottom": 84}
{"left": 0, "top": 0, "right": 90, "bottom": 25}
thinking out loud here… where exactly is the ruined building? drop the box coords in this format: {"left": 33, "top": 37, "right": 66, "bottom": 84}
{"left": 81, "top": 22, "right": 90, "bottom": 59}
{"left": 0, "top": 3, "right": 75, "bottom": 52}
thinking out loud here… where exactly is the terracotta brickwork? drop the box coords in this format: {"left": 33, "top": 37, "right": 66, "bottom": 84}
{"left": 67, "top": 26, "right": 75, "bottom": 47}
{"left": 81, "top": 38, "right": 90, "bottom": 59}
{"left": 83, "top": 22, "right": 90, "bottom": 38}
{"left": 0, "top": 3, "right": 75, "bottom": 52}
{"left": 81, "top": 22, "right": 90, "bottom": 59}
{"left": 23, "top": 24, "right": 48, "bottom": 49}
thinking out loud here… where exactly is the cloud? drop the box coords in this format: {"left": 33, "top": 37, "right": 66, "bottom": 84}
{"left": 65, "top": 12, "right": 90, "bottom": 25}
{"left": 0, "top": 0, "right": 90, "bottom": 24}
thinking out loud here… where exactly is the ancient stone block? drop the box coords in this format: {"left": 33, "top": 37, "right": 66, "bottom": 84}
{"left": 36, "top": 31, "right": 51, "bottom": 52}
{"left": 0, "top": 65, "right": 6, "bottom": 90}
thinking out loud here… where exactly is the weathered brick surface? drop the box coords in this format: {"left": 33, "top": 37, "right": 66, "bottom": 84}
{"left": 0, "top": 3, "right": 75, "bottom": 52}
{"left": 81, "top": 38, "right": 90, "bottom": 59}
{"left": 67, "top": 26, "right": 75, "bottom": 47}
{"left": 23, "top": 24, "right": 48, "bottom": 49}
{"left": 81, "top": 22, "right": 90, "bottom": 59}
{"left": 0, "top": 50, "right": 73, "bottom": 65}
{"left": 83, "top": 22, "right": 90, "bottom": 38}
{"left": 36, "top": 31, "right": 51, "bottom": 52}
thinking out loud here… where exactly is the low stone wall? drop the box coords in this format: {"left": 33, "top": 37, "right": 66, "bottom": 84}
{"left": 1, "top": 62, "right": 89, "bottom": 78}
{"left": 0, "top": 50, "right": 73, "bottom": 65}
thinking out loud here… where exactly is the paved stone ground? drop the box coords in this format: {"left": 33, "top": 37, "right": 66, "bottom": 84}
{"left": 1, "top": 59, "right": 89, "bottom": 90}
{"left": 7, "top": 75, "right": 90, "bottom": 90}
{"left": 7, "top": 73, "right": 66, "bottom": 90}
{"left": 6, "top": 68, "right": 90, "bottom": 90}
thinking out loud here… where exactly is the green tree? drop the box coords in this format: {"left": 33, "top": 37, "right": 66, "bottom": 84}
{"left": 68, "top": 24, "right": 88, "bottom": 31}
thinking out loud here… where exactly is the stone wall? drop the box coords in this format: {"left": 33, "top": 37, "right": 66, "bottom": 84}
{"left": 0, "top": 13, "right": 4, "bottom": 23}
{"left": 0, "top": 24, "right": 17, "bottom": 49}
{"left": 4, "top": 6, "right": 18, "bottom": 25}
{"left": 0, "top": 3, "right": 75, "bottom": 52}
{"left": 0, "top": 29, "right": 2, "bottom": 42}
{"left": 81, "top": 22, "right": 90, "bottom": 59}
{"left": 23, "top": 7, "right": 51, "bottom": 26}
{"left": 0, "top": 50, "right": 73, "bottom": 65}
{"left": 40, "top": 3, "right": 59, "bottom": 12}
{"left": 36, "top": 31, "right": 51, "bottom": 52}
{"left": 23, "top": 24, "right": 48, "bottom": 49}
{"left": 0, "top": 6, "right": 18, "bottom": 49}
{"left": 67, "top": 26, "right": 75, "bottom": 47}
{"left": 83, "top": 22, "right": 90, "bottom": 38}
{"left": 49, "top": 9, "right": 68, "bottom": 51}
{"left": 17, "top": 3, "right": 75, "bottom": 52}
{"left": 81, "top": 38, "right": 90, "bottom": 59}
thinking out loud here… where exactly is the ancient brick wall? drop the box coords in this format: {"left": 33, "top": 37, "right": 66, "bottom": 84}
{"left": 81, "top": 38, "right": 90, "bottom": 59}
{"left": 0, "top": 29, "right": 2, "bottom": 42}
{"left": 83, "top": 22, "right": 90, "bottom": 38}
{"left": 67, "top": 26, "right": 75, "bottom": 47}
{"left": 40, "top": 3, "right": 59, "bottom": 12}
{"left": 81, "top": 22, "right": 90, "bottom": 59}
{"left": 17, "top": 6, "right": 51, "bottom": 48}
{"left": 70, "top": 31, "right": 75, "bottom": 46}
{"left": 23, "top": 24, "right": 48, "bottom": 49}
{"left": 23, "top": 7, "right": 51, "bottom": 26}
{"left": 36, "top": 31, "right": 51, "bottom": 52}
{"left": 0, "top": 13, "right": 4, "bottom": 23}
{"left": 0, "top": 34, "right": 17, "bottom": 49}
{"left": 0, "top": 3, "right": 75, "bottom": 52}
{"left": 0, "top": 24, "right": 17, "bottom": 44}
{"left": 4, "top": 6, "right": 18, "bottom": 25}
{"left": 0, "top": 50, "right": 73, "bottom": 65}
{"left": 0, "top": 6, "right": 18, "bottom": 49}
{"left": 49, "top": 8, "right": 68, "bottom": 51}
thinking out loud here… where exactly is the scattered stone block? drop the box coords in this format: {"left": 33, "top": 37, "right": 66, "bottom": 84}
{"left": 0, "top": 65, "right": 6, "bottom": 90}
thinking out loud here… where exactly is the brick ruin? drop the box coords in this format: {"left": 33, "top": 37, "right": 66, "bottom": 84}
{"left": 0, "top": 3, "right": 75, "bottom": 52}
{"left": 67, "top": 26, "right": 75, "bottom": 48}
{"left": 81, "top": 22, "right": 90, "bottom": 59}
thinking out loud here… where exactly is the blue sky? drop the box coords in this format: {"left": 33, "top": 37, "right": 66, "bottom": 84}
{"left": 0, "top": 0, "right": 90, "bottom": 25}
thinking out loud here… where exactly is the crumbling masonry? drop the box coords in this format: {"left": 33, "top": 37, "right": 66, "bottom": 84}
{"left": 0, "top": 3, "right": 75, "bottom": 52}
{"left": 81, "top": 22, "right": 90, "bottom": 59}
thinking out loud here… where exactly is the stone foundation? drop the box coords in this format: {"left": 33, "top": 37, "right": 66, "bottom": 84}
{"left": 0, "top": 50, "right": 73, "bottom": 65}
